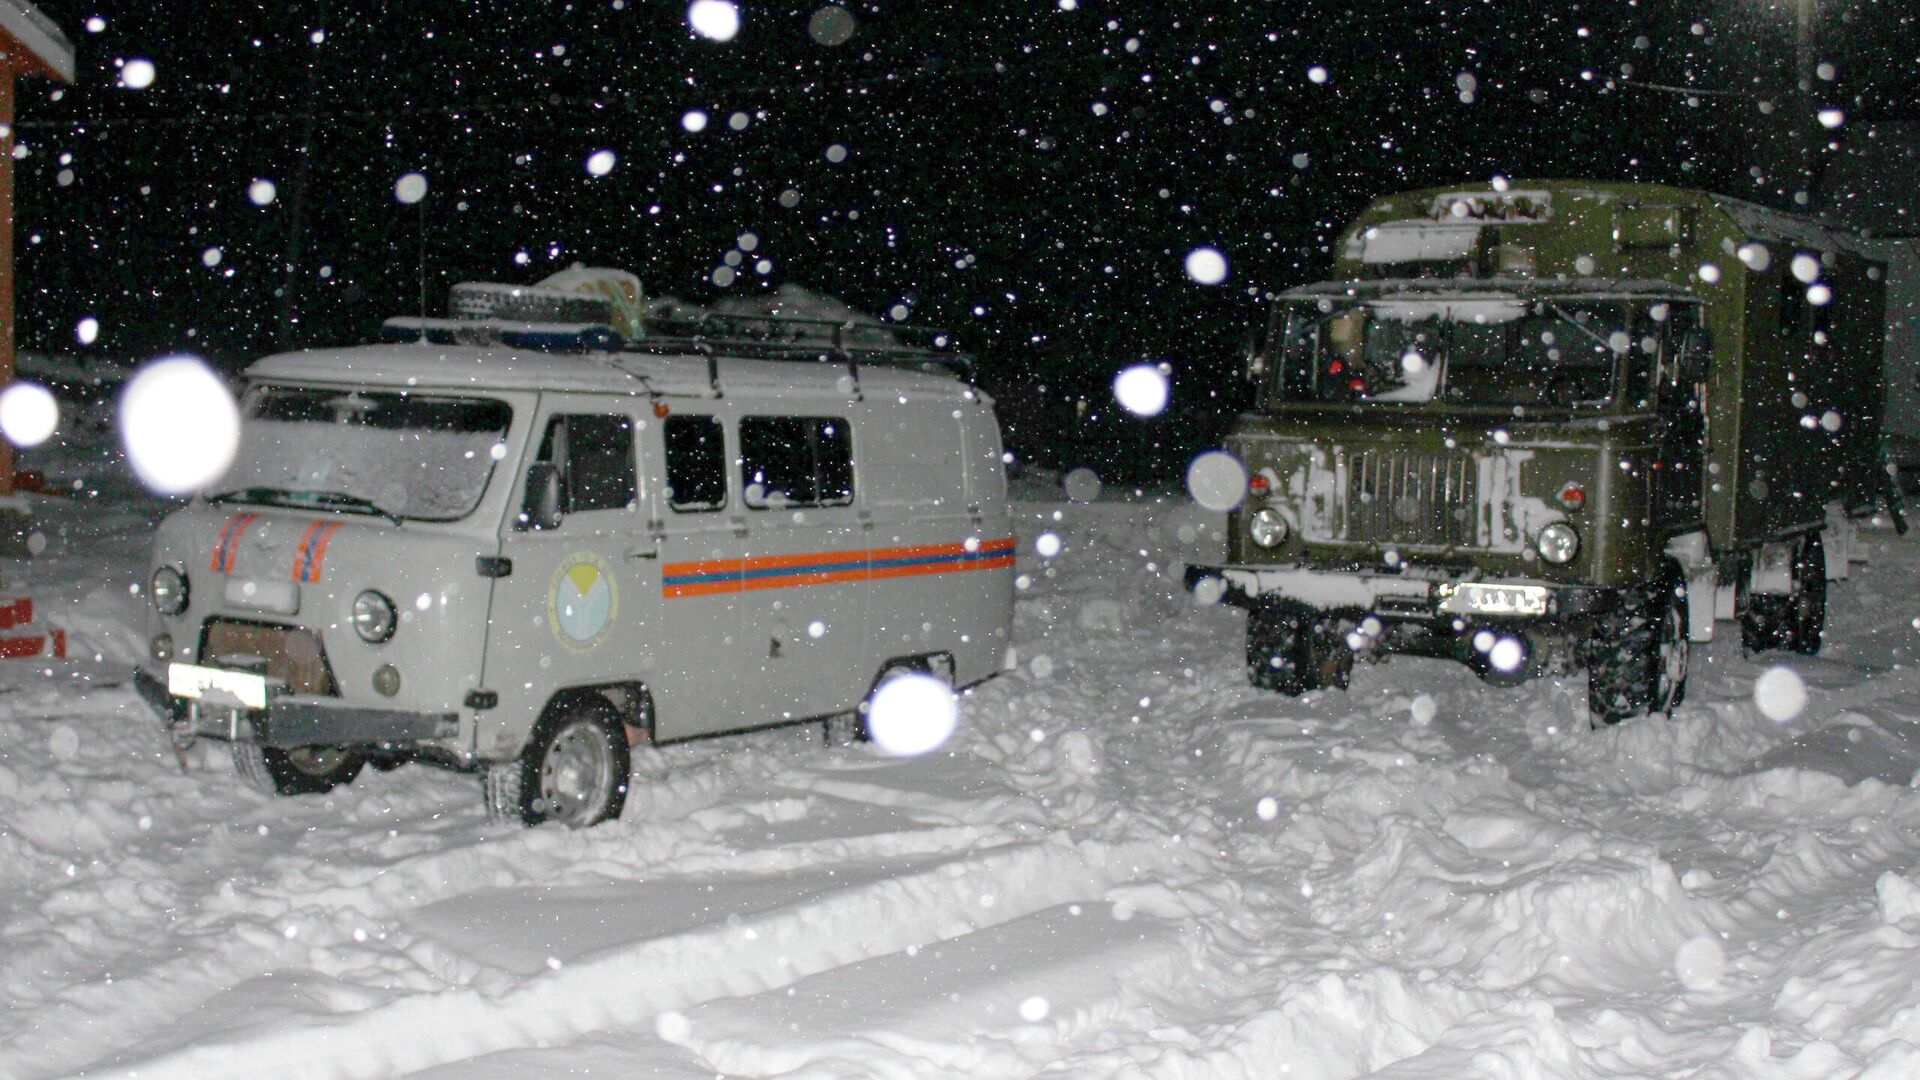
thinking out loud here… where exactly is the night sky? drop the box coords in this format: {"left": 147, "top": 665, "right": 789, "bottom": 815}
{"left": 11, "top": 1, "right": 1919, "bottom": 477}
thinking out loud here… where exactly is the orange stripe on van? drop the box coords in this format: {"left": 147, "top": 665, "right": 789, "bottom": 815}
{"left": 662, "top": 536, "right": 1015, "bottom": 598}
{"left": 291, "top": 521, "right": 343, "bottom": 583}
{"left": 210, "top": 513, "right": 259, "bottom": 574}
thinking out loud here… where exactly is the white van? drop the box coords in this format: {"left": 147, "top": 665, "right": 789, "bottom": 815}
{"left": 133, "top": 296, "right": 1014, "bottom": 826}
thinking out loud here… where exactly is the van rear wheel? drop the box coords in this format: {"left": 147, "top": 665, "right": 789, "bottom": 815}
{"left": 233, "top": 742, "right": 365, "bottom": 796}
{"left": 839, "top": 657, "right": 953, "bottom": 746}
{"left": 485, "top": 698, "right": 630, "bottom": 828}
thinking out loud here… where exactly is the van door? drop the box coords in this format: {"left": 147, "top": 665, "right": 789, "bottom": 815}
{"left": 862, "top": 401, "right": 975, "bottom": 674}
{"left": 734, "top": 411, "right": 870, "bottom": 722}
{"left": 482, "top": 396, "right": 656, "bottom": 743}
{"left": 648, "top": 406, "right": 756, "bottom": 738}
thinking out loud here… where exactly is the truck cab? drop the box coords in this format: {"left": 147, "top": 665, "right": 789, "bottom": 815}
{"left": 1188, "top": 181, "right": 1891, "bottom": 724}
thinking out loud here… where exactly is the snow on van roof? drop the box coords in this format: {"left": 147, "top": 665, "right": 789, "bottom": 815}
{"left": 243, "top": 341, "right": 981, "bottom": 401}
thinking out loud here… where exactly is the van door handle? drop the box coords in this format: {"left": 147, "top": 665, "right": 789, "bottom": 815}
{"left": 730, "top": 516, "right": 750, "bottom": 538}
{"left": 627, "top": 535, "right": 663, "bottom": 561}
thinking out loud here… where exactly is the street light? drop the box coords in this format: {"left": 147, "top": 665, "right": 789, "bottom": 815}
{"left": 1793, "top": 0, "right": 1816, "bottom": 204}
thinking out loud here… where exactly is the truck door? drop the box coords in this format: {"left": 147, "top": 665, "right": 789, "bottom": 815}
{"left": 482, "top": 397, "right": 658, "bottom": 739}
{"left": 1654, "top": 320, "right": 1710, "bottom": 529}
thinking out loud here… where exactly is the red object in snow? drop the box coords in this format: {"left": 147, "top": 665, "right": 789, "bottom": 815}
{"left": 0, "top": 594, "right": 64, "bottom": 658}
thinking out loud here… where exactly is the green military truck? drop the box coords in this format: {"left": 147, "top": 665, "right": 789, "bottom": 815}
{"left": 1185, "top": 180, "right": 1894, "bottom": 723}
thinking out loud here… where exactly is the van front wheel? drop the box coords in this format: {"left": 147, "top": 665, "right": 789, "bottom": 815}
{"left": 232, "top": 743, "right": 365, "bottom": 796}
{"left": 485, "top": 699, "right": 630, "bottom": 828}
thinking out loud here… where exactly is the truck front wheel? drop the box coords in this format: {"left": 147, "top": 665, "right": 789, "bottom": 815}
{"left": 1588, "top": 569, "right": 1689, "bottom": 725}
{"left": 1247, "top": 603, "right": 1308, "bottom": 695}
{"left": 1246, "top": 605, "right": 1349, "bottom": 696}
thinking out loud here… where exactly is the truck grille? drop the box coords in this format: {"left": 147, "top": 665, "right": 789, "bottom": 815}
{"left": 1343, "top": 448, "right": 1477, "bottom": 548}
{"left": 200, "top": 620, "right": 336, "bottom": 696}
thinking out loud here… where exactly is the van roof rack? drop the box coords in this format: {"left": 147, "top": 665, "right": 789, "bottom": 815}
{"left": 380, "top": 307, "right": 974, "bottom": 400}
{"left": 632, "top": 310, "right": 974, "bottom": 397}
{"left": 380, "top": 317, "right": 624, "bottom": 352}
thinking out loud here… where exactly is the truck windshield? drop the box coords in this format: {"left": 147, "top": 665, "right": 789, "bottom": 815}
{"left": 211, "top": 387, "right": 513, "bottom": 522}
{"left": 1277, "top": 297, "right": 1662, "bottom": 409}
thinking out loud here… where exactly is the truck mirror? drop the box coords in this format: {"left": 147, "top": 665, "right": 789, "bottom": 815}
{"left": 1242, "top": 325, "right": 1265, "bottom": 383}
{"left": 522, "top": 462, "right": 564, "bottom": 530}
{"left": 1681, "top": 325, "right": 1712, "bottom": 384}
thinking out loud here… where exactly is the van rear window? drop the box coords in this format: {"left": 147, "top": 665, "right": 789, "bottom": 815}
{"left": 739, "top": 416, "right": 853, "bottom": 509}
{"left": 664, "top": 414, "right": 727, "bottom": 512}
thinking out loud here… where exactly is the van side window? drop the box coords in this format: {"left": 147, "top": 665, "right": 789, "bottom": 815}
{"left": 664, "top": 414, "right": 727, "bottom": 512}
{"left": 739, "top": 416, "right": 853, "bottom": 509}
{"left": 534, "top": 413, "right": 637, "bottom": 514}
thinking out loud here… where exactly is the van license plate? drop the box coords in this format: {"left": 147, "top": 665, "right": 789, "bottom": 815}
{"left": 169, "top": 663, "right": 269, "bottom": 710}
{"left": 1441, "top": 584, "right": 1549, "bottom": 617}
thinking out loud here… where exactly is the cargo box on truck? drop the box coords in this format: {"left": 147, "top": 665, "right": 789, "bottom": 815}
{"left": 1185, "top": 180, "right": 1897, "bottom": 723}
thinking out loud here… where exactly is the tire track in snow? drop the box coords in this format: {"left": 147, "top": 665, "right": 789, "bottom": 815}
{"left": 76, "top": 835, "right": 1178, "bottom": 1080}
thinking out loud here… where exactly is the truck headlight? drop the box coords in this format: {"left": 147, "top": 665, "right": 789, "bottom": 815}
{"left": 352, "top": 590, "right": 398, "bottom": 643}
{"left": 1536, "top": 521, "right": 1581, "bottom": 564}
{"left": 1249, "top": 507, "right": 1290, "bottom": 548}
{"left": 151, "top": 566, "right": 189, "bottom": 615}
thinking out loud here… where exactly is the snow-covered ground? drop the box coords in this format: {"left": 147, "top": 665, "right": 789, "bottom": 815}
{"left": 4, "top": 476, "right": 1920, "bottom": 1078}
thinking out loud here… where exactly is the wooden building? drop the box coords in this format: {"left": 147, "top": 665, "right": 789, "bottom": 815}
{"left": 0, "top": 1, "right": 70, "bottom": 506}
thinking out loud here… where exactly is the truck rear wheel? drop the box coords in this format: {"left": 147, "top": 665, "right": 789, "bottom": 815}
{"left": 232, "top": 743, "right": 365, "bottom": 796}
{"left": 485, "top": 698, "right": 630, "bottom": 828}
{"left": 1741, "top": 534, "right": 1826, "bottom": 656}
{"left": 1783, "top": 534, "right": 1826, "bottom": 655}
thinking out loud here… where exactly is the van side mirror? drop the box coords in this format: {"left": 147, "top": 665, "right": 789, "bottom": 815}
{"left": 1242, "top": 325, "right": 1266, "bottom": 384}
{"left": 522, "top": 462, "right": 563, "bottom": 530}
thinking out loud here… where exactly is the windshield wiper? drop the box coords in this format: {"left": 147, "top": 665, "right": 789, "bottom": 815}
{"left": 1543, "top": 303, "right": 1623, "bottom": 354}
{"left": 204, "top": 486, "right": 403, "bottom": 526}
{"left": 300, "top": 491, "right": 405, "bottom": 526}
{"left": 206, "top": 486, "right": 299, "bottom": 506}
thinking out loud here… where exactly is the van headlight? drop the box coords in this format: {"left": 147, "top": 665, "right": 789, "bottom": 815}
{"left": 151, "top": 566, "right": 189, "bottom": 615}
{"left": 1249, "top": 507, "right": 1290, "bottom": 548}
{"left": 352, "top": 590, "right": 398, "bottom": 643}
{"left": 1536, "top": 521, "right": 1581, "bottom": 564}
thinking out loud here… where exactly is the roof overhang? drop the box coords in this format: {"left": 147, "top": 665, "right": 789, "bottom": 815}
{"left": 0, "top": 0, "right": 72, "bottom": 82}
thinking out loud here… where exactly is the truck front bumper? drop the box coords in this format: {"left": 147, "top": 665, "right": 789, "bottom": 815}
{"left": 133, "top": 665, "right": 458, "bottom": 749}
{"left": 1183, "top": 562, "right": 1605, "bottom": 622}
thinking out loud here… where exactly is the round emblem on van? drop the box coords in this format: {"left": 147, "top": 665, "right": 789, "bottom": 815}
{"left": 548, "top": 551, "right": 618, "bottom": 651}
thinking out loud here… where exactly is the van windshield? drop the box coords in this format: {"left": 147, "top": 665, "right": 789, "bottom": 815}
{"left": 210, "top": 387, "right": 513, "bottom": 522}
{"left": 1275, "top": 297, "right": 1665, "bottom": 409}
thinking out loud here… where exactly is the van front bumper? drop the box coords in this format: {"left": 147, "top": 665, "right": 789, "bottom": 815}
{"left": 133, "top": 665, "right": 458, "bottom": 748}
{"left": 1183, "top": 562, "right": 1607, "bottom": 621}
